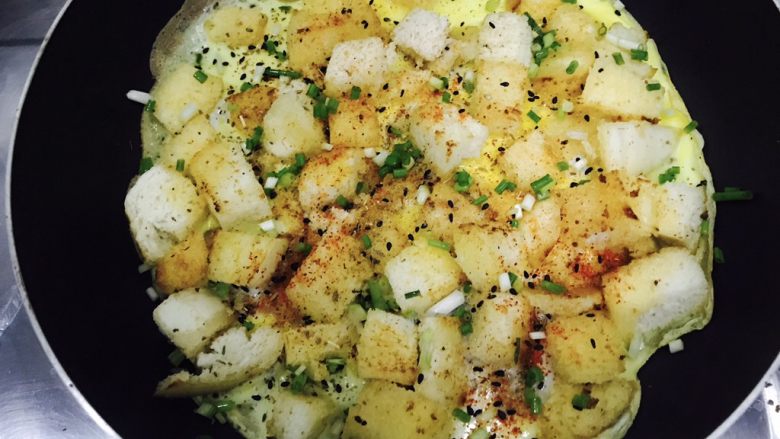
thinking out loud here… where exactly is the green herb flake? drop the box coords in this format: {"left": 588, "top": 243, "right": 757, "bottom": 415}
{"left": 193, "top": 70, "right": 208, "bottom": 83}
{"left": 565, "top": 60, "right": 579, "bottom": 74}
{"left": 556, "top": 161, "right": 570, "bottom": 171}
{"left": 527, "top": 110, "right": 542, "bottom": 124}
{"left": 175, "top": 159, "right": 185, "bottom": 172}
{"left": 541, "top": 279, "right": 566, "bottom": 294}
{"left": 453, "top": 408, "right": 471, "bottom": 423}
{"left": 658, "top": 166, "right": 680, "bottom": 184}
{"left": 144, "top": 99, "right": 156, "bottom": 113}
{"left": 612, "top": 52, "right": 625, "bottom": 65}
{"left": 138, "top": 157, "right": 154, "bottom": 175}
{"left": 350, "top": 86, "right": 362, "bottom": 100}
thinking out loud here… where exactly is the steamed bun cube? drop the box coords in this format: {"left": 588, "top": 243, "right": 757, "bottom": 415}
{"left": 526, "top": 288, "right": 603, "bottom": 317}
{"left": 597, "top": 121, "right": 677, "bottom": 177}
{"left": 629, "top": 181, "right": 705, "bottom": 250}
{"left": 287, "top": 1, "right": 384, "bottom": 79}
{"left": 297, "top": 148, "right": 368, "bottom": 212}
{"left": 417, "top": 316, "right": 467, "bottom": 404}
{"left": 152, "top": 64, "right": 223, "bottom": 132}
{"left": 324, "top": 37, "right": 390, "bottom": 96}
{"left": 227, "top": 84, "right": 278, "bottom": 137}
{"left": 478, "top": 12, "right": 534, "bottom": 66}
{"left": 263, "top": 92, "right": 326, "bottom": 158}
{"left": 500, "top": 131, "right": 556, "bottom": 190}
{"left": 269, "top": 393, "right": 339, "bottom": 439}
{"left": 470, "top": 61, "right": 528, "bottom": 133}
{"left": 342, "top": 381, "right": 451, "bottom": 439}
{"left": 603, "top": 247, "right": 709, "bottom": 346}
{"left": 542, "top": 379, "right": 638, "bottom": 439}
{"left": 384, "top": 244, "right": 463, "bottom": 315}
{"left": 208, "top": 230, "right": 288, "bottom": 289}
{"left": 158, "top": 115, "right": 216, "bottom": 172}
{"left": 547, "top": 5, "right": 601, "bottom": 47}
{"left": 392, "top": 9, "right": 450, "bottom": 61}
{"left": 409, "top": 104, "right": 489, "bottom": 175}
{"left": 155, "top": 231, "right": 209, "bottom": 294}
{"left": 521, "top": 197, "right": 562, "bottom": 267}
{"left": 124, "top": 165, "right": 207, "bottom": 262}
{"left": 286, "top": 224, "right": 371, "bottom": 322}
{"left": 152, "top": 288, "right": 234, "bottom": 358}
{"left": 284, "top": 322, "right": 356, "bottom": 381}
{"left": 452, "top": 224, "right": 527, "bottom": 293}
{"left": 546, "top": 312, "right": 626, "bottom": 384}
{"left": 329, "top": 98, "right": 383, "bottom": 148}
{"left": 357, "top": 309, "right": 418, "bottom": 385}
{"left": 188, "top": 143, "right": 272, "bottom": 229}
{"left": 582, "top": 56, "right": 663, "bottom": 119}
{"left": 204, "top": 7, "right": 266, "bottom": 47}
{"left": 468, "top": 294, "right": 529, "bottom": 368}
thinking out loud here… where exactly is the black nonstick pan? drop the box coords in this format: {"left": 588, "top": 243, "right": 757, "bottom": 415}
{"left": 9, "top": 0, "right": 780, "bottom": 438}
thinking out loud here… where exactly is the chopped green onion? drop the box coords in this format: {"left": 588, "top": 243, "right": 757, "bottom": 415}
{"left": 508, "top": 272, "right": 519, "bottom": 286}
{"left": 541, "top": 279, "right": 566, "bottom": 294}
{"left": 350, "top": 86, "right": 362, "bottom": 100}
{"left": 459, "top": 321, "right": 473, "bottom": 335}
{"left": 242, "top": 320, "right": 255, "bottom": 331}
{"left": 355, "top": 181, "right": 367, "bottom": 194}
{"left": 290, "top": 371, "right": 308, "bottom": 393}
{"left": 510, "top": 219, "right": 519, "bottom": 228}
{"left": 313, "top": 101, "right": 329, "bottom": 120}
{"left": 295, "top": 153, "right": 307, "bottom": 168}
{"left": 263, "top": 68, "right": 302, "bottom": 79}
{"left": 571, "top": 393, "right": 594, "bottom": 410}
{"left": 193, "top": 70, "right": 208, "bottom": 83}
{"left": 531, "top": 174, "right": 555, "bottom": 200}
{"left": 306, "top": 84, "right": 322, "bottom": 99}
{"left": 524, "top": 387, "right": 543, "bottom": 415}
{"left": 485, "top": 0, "right": 500, "bottom": 11}
{"left": 646, "top": 82, "right": 662, "bottom": 91}
{"left": 263, "top": 39, "right": 287, "bottom": 61}
{"left": 279, "top": 5, "right": 292, "bottom": 12}
{"left": 367, "top": 276, "right": 394, "bottom": 311}
{"left": 712, "top": 190, "right": 753, "bottom": 202}
{"left": 168, "top": 349, "right": 186, "bottom": 367}
{"left": 195, "top": 402, "right": 216, "bottom": 418}
{"left": 442, "top": 91, "right": 452, "bottom": 103}
{"left": 565, "top": 60, "right": 579, "bottom": 74}
{"left": 556, "top": 161, "right": 570, "bottom": 171}
{"left": 525, "top": 366, "right": 544, "bottom": 386}
{"left": 495, "top": 179, "right": 517, "bottom": 195}
{"left": 630, "top": 48, "right": 648, "bottom": 61}
{"left": 325, "top": 357, "right": 346, "bottom": 374}
{"left": 294, "top": 242, "right": 313, "bottom": 255}
{"left": 326, "top": 97, "right": 340, "bottom": 114}
{"left": 714, "top": 247, "right": 725, "bottom": 264}
{"left": 562, "top": 0, "right": 577, "bottom": 3}
{"left": 463, "top": 80, "right": 475, "bottom": 94}
{"left": 684, "top": 120, "right": 699, "bottom": 133}
{"left": 175, "top": 159, "right": 185, "bottom": 172}
{"left": 472, "top": 195, "right": 488, "bottom": 206}
{"left": 404, "top": 290, "right": 421, "bottom": 299}
{"left": 454, "top": 170, "right": 473, "bottom": 192}
{"left": 658, "top": 166, "right": 680, "bottom": 184}
{"left": 361, "top": 235, "right": 372, "bottom": 249}
{"left": 393, "top": 168, "right": 409, "bottom": 178}
{"left": 439, "top": 76, "right": 450, "bottom": 89}
{"left": 138, "top": 157, "right": 153, "bottom": 174}
{"left": 463, "top": 282, "right": 472, "bottom": 294}
{"left": 194, "top": 53, "right": 203, "bottom": 68}
{"left": 240, "top": 82, "right": 254, "bottom": 93}
{"left": 452, "top": 408, "right": 471, "bottom": 423}
{"left": 527, "top": 110, "right": 542, "bottom": 124}
{"left": 389, "top": 126, "right": 404, "bottom": 136}
{"left": 612, "top": 52, "right": 625, "bottom": 65}
{"left": 335, "top": 195, "right": 352, "bottom": 209}
{"left": 144, "top": 99, "right": 156, "bottom": 113}
{"left": 700, "top": 219, "right": 709, "bottom": 236}
{"left": 245, "top": 126, "right": 263, "bottom": 152}
{"left": 209, "top": 281, "right": 230, "bottom": 300}
{"left": 428, "top": 239, "right": 451, "bottom": 251}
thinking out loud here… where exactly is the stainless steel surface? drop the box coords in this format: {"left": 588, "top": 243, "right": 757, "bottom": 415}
{"left": 0, "top": 1, "right": 776, "bottom": 438}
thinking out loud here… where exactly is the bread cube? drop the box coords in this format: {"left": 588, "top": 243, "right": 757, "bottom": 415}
{"left": 227, "top": 84, "right": 277, "bottom": 136}
{"left": 468, "top": 294, "right": 529, "bottom": 368}
{"left": 384, "top": 244, "right": 463, "bottom": 315}
{"left": 263, "top": 92, "right": 326, "bottom": 158}
{"left": 478, "top": 12, "right": 534, "bottom": 66}
{"left": 500, "top": 131, "right": 556, "bottom": 190}
{"left": 628, "top": 181, "right": 705, "bottom": 250}
{"left": 124, "top": 165, "right": 207, "bottom": 262}
{"left": 158, "top": 115, "right": 216, "bottom": 172}
{"left": 152, "top": 288, "right": 234, "bottom": 358}
{"left": 284, "top": 322, "right": 356, "bottom": 381}
{"left": 409, "top": 104, "right": 489, "bottom": 175}
{"left": 520, "top": 196, "right": 561, "bottom": 267}
{"left": 324, "top": 37, "right": 390, "bottom": 96}
{"left": 417, "top": 316, "right": 467, "bottom": 404}
{"left": 392, "top": 9, "right": 450, "bottom": 61}
{"left": 602, "top": 247, "right": 710, "bottom": 346}
{"left": 208, "top": 230, "right": 288, "bottom": 289}
{"left": 357, "top": 309, "right": 418, "bottom": 385}
{"left": 204, "top": 6, "right": 267, "bottom": 47}
{"left": 546, "top": 312, "right": 626, "bottom": 384}
{"left": 452, "top": 224, "right": 527, "bottom": 293}
{"left": 596, "top": 121, "right": 677, "bottom": 177}
{"left": 152, "top": 64, "right": 223, "bottom": 132}
{"left": 155, "top": 231, "right": 209, "bottom": 294}
{"left": 582, "top": 56, "right": 663, "bottom": 119}
{"left": 328, "top": 98, "right": 383, "bottom": 148}
{"left": 188, "top": 142, "right": 272, "bottom": 229}
{"left": 269, "top": 393, "right": 339, "bottom": 439}
{"left": 342, "top": 381, "right": 451, "bottom": 439}
{"left": 297, "top": 148, "right": 368, "bottom": 212}
{"left": 470, "top": 61, "right": 528, "bottom": 133}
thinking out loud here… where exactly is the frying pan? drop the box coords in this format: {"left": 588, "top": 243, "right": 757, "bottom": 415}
{"left": 8, "top": 0, "right": 780, "bottom": 437}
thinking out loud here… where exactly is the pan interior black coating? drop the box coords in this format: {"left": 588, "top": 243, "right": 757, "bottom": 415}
{"left": 10, "top": 1, "right": 780, "bottom": 438}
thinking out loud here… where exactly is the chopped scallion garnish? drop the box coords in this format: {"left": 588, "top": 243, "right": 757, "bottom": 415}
{"left": 244, "top": 126, "right": 263, "bottom": 152}
{"left": 294, "top": 242, "right": 313, "bottom": 255}
{"left": 350, "top": 86, "right": 362, "bottom": 100}
{"left": 290, "top": 371, "right": 308, "bottom": 393}
{"left": 565, "top": 60, "right": 579, "bottom": 74}
{"left": 306, "top": 84, "right": 321, "bottom": 99}
{"left": 541, "top": 279, "right": 566, "bottom": 294}
{"left": 571, "top": 393, "right": 594, "bottom": 410}
{"left": 612, "top": 52, "right": 625, "bottom": 65}
{"left": 700, "top": 219, "right": 709, "bottom": 236}
{"left": 684, "top": 120, "right": 699, "bottom": 133}
{"left": 556, "top": 161, "right": 570, "bottom": 171}
{"left": 630, "top": 48, "right": 648, "bottom": 61}
{"left": 531, "top": 174, "right": 555, "bottom": 200}
{"left": 263, "top": 68, "right": 302, "bottom": 79}
{"left": 355, "top": 181, "right": 367, "bottom": 195}
{"left": 472, "top": 195, "right": 488, "bottom": 206}
{"left": 463, "top": 80, "right": 475, "bottom": 94}
{"left": 393, "top": 168, "right": 409, "bottom": 178}
{"left": 527, "top": 110, "right": 542, "bottom": 124}
{"left": 459, "top": 321, "right": 473, "bottom": 335}
{"left": 209, "top": 281, "right": 230, "bottom": 300}
{"left": 646, "top": 82, "right": 662, "bottom": 91}
{"left": 404, "top": 290, "right": 421, "bottom": 299}
{"left": 428, "top": 239, "right": 451, "bottom": 251}
{"left": 452, "top": 408, "right": 471, "bottom": 423}
{"left": 712, "top": 190, "right": 753, "bottom": 202}
{"left": 335, "top": 195, "right": 353, "bottom": 209}
{"left": 714, "top": 247, "right": 725, "bottom": 264}
{"left": 361, "top": 235, "right": 372, "bottom": 249}
{"left": 240, "top": 82, "right": 254, "bottom": 93}
{"left": 658, "top": 166, "right": 680, "bottom": 184}
{"left": 495, "top": 179, "right": 518, "bottom": 194}
{"left": 175, "top": 159, "right": 185, "bottom": 172}
{"left": 454, "top": 170, "right": 473, "bottom": 192}
{"left": 193, "top": 70, "right": 208, "bottom": 83}
{"left": 144, "top": 99, "right": 156, "bottom": 113}
{"left": 442, "top": 91, "right": 452, "bottom": 103}
{"left": 138, "top": 157, "right": 153, "bottom": 174}
{"left": 242, "top": 320, "right": 255, "bottom": 331}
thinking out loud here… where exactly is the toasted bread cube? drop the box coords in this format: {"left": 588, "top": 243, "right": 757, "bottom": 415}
{"left": 521, "top": 196, "right": 562, "bottom": 267}
{"left": 297, "top": 148, "right": 368, "bottom": 212}
{"left": 152, "top": 64, "right": 223, "bottom": 132}
{"left": 410, "top": 104, "right": 489, "bottom": 175}
{"left": 500, "top": 131, "right": 557, "bottom": 191}
{"left": 329, "top": 98, "right": 383, "bottom": 148}
{"left": 124, "top": 165, "right": 207, "bottom": 262}
{"left": 152, "top": 288, "right": 234, "bottom": 358}
{"left": 470, "top": 61, "right": 528, "bottom": 133}
{"left": 204, "top": 7, "right": 267, "bottom": 47}
{"left": 385, "top": 244, "right": 463, "bottom": 315}
{"left": 324, "top": 37, "right": 390, "bottom": 96}
{"left": 468, "top": 294, "right": 529, "bottom": 368}
{"left": 603, "top": 247, "right": 709, "bottom": 346}
{"left": 546, "top": 312, "right": 626, "bottom": 384}
{"left": 287, "top": 1, "right": 384, "bottom": 79}
{"left": 547, "top": 4, "right": 601, "bottom": 48}
{"left": 284, "top": 322, "right": 356, "bottom": 380}
{"left": 629, "top": 181, "right": 705, "bottom": 250}
{"left": 189, "top": 143, "right": 272, "bottom": 229}
{"left": 208, "top": 230, "right": 288, "bottom": 289}
{"left": 286, "top": 223, "right": 371, "bottom": 322}
{"left": 392, "top": 9, "right": 450, "bottom": 61}
{"left": 158, "top": 115, "right": 216, "bottom": 172}
{"left": 478, "top": 12, "right": 533, "bottom": 66}
{"left": 269, "top": 393, "right": 339, "bottom": 439}
{"left": 596, "top": 121, "right": 677, "bottom": 177}
{"left": 155, "top": 231, "right": 209, "bottom": 294}
{"left": 263, "top": 91, "right": 326, "bottom": 159}
{"left": 452, "top": 224, "right": 527, "bottom": 293}
{"left": 357, "top": 309, "right": 418, "bottom": 385}
{"left": 582, "top": 56, "right": 663, "bottom": 119}
{"left": 417, "top": 316, "right": 467, "bottom": 404}
{"left": 227, "top": 84, "right": 278, "bottom": 137}
{"left": 342, "top": 381, "right": 451, "bottom": 439}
